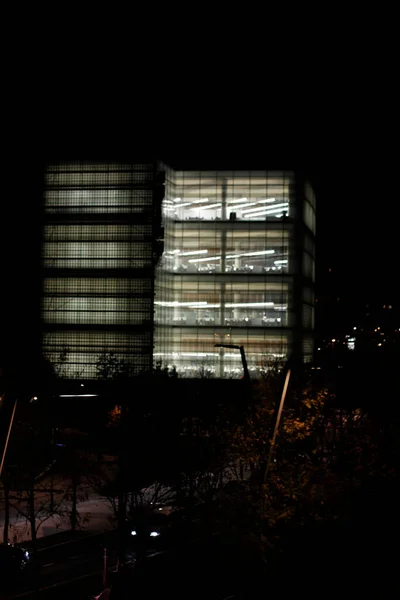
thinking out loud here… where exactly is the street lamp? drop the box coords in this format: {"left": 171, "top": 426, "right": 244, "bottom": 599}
{"left": 214, "top": 344, "right": 250, "bottom": 384}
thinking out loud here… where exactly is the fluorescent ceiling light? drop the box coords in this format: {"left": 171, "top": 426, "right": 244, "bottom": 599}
{"left": 242, "top": 203, "right": 288, "bottom": 215}
{"left": 188, "top": 256, "right": 221, "bottom": 263}
{"left": 174, "top": 202, "right": 192, "bottom": 208}
{"left": 173, "top": 352, "right": 217, "bottom": 357}
{"left": 173, "top": 198, "right": 182, "bottom": 202}
{"left": 274, "top": 259, "right": 288, "bottom": 264}
{"left": 177, "top": 250, "right": 208, "bottom": 257}
{"left": 198, "top": 203, "right": 221, "bottom": 210}
{"left": 59, "top": 394, "right": 99, "bottom": 398}
{"left": 226, "top": 250, "right": 275, "bottom": 259}
{"left": 226, "top": 202, "right": 258, "bottom": 210}
{"left": 156, "top": 301, "right": 276, "bottom": 309}
{"left": 226, "top": 302, "right": 274, "bottom": 308}
{"left": 189, "top": 249, "right": 275, "bottom": 263}
{"left": 227, "top": 198, "right": 248, "bottom": 204}
{"left": 155, "top": 301, "right": 208, "bottom": 307}
{"left": 192, "top": 198, "right": 209, "bottom": 203}
{"left": 248, "top": 210, "right": 288, "bottom": 218}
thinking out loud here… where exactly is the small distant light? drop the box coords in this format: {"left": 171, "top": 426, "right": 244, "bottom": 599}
{"left": 377, "top": 327, "right": 380, "bottom": 330}
{"left": 317, "top": 348, "right": 321, "bottom": 351}
{"left": 378, "top": 343, "right": 382, "bottom": 347}
{"left": 332, "top": 339, "right": 336, "bottom": 343}
{"left": 150, "top": 531, "right": 160, "bottom": 537}
{"left": 353, "top": 327, "right": 357, "bottom": 330}
{"left": 80, "top": 384, "right": 84, "bottom": 387}
{"left": 131, "top": 530, "right": 137, "bottom": 536}
{"left": 25, "top": 551, "right": 29, "bottom": 559}
{"left": 159, "top": 508, "right": 163, "bottom": 511}
{"left": 388, "top": 305, "right": 392, "bottom": 309}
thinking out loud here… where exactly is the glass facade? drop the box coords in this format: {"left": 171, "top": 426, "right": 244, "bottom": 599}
{"left": 42, "top": 162, "right": 160, "bottom": 379}
{"left": 154, "top": 170, "right": 315, "bottom": 377}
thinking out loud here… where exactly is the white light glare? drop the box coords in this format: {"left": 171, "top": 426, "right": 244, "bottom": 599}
{"left": 173, "top": 198, "right": 182, "bottom": 203}
{"left": 274, "top": 260, "right": 288, "bottom": 264}
{"left": 150, "top": 531, "right": 160, "bottom": 537}
{"left": 174, "top": 202, "right": 192, "bottom": 208}
{"left": 131, "top": 530, "right": 137, "bottom": 536}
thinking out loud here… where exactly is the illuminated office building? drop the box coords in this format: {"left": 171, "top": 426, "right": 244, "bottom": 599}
{"left": 154, "top": 169, "right": 316, "bottom": 378}
{"left": 42, "top": 162, "right": 162, "bottom": 379}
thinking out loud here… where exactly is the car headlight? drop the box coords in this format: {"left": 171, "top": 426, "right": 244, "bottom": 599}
{"left": 150, "top": 531, "right": 160, "bottom": 537}
{"left": 131, "top": 530, "right": 137, "bottom": 536}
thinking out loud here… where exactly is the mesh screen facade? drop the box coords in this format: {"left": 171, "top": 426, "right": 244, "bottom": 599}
{"left": 154, "top": 170, "right": 315, "bottom": 377}
{"left": 42, "top": 162, "right": 161, "bottom": 379}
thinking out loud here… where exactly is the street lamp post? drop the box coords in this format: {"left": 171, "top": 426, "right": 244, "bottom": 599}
{"left": 0, "top": 398, "right": 18, "bottom": 477}
{"left": 214, "top": 344, "right": 250, "bottom": 385}
{"left": 49, "top": 427, "right": 55, "bottom": 513}
{"left": 263, "top": 367, "right": 291, "bottom": 483}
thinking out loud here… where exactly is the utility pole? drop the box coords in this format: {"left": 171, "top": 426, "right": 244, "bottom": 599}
{"left": 0, "top": 398, "right": 18, "bottom": 477}
{"left": 49, "top": 427, "right": 55, "bottom": 512}
{"left": 263, "top": 368, "right": 291, "bottom": 483}
{"left": 103, "top": 547, "right": 107, "bottom": 588}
